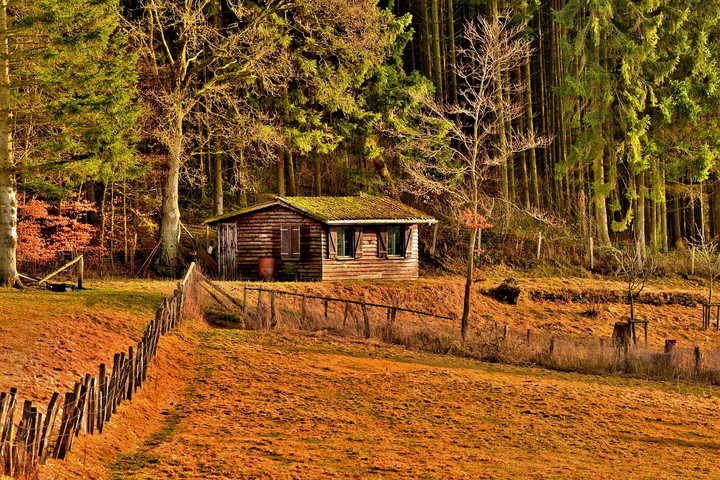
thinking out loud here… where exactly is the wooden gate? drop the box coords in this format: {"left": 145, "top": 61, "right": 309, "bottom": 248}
{"left": 217, "top": 223, "right": 237, "bottom": 280}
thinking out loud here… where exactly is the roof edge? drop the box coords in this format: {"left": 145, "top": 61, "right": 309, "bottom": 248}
{"left": 325, "top": 219, "right": 437, "bottom": 225}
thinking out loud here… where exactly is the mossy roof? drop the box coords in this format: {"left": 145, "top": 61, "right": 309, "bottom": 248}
{"left": 204, "top": 195, "right": 436, "bottom": 225}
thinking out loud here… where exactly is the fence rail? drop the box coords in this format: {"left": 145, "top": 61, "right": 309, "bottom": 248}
{"left": 0, "top": 262, "right": 199, "bottom": 479}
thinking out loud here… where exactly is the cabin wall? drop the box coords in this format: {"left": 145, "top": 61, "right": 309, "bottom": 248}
{"left": 227, "top": 206, "right": 323, "bottom": 281}
{"left": 321, "top": 225, "right": 419, "bottom": 281}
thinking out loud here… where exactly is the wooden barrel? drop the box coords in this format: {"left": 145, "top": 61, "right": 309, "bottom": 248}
{"left": 258, "top": 258, "right": 275, "bottom": 282}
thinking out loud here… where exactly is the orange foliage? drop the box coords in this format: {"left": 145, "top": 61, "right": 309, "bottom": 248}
{"left": 18, "top": 199, "right": 101, "bottom": 265}
{"left": 459, "top": 208, "right": 492, "bottom": 230}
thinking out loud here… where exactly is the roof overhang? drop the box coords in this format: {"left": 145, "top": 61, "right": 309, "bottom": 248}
{"left": 325, "top": 219, "right": 437, "bottom": 225}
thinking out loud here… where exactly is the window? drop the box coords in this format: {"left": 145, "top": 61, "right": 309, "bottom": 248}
{"left": 387, "top": 225, "right": 404, "bottom": 256}
{"left": 280, "top": 225, "right": 301, "bottom": 260}
{"left": 337, "top": 226, "right": 355, "bottom": 258}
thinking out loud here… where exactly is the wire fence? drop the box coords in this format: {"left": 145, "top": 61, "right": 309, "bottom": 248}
{"left": 0, "top": 263, "right": 200, "bottom": 479}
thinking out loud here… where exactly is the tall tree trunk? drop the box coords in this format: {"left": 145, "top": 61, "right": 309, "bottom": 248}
{"left": 213, "top": 152, "right": 223, "bottom": 215}
{"left": 286, "top": 151, "right": 296, "bottom": 196}
{"left": 523, "top": 55, "right": 540, "bottom": 208}
{"left": 418, "top": 0, "right": 432, "bottom": 80}
{"left": 157, "top": 105, "right": 183, "bottom": 275}
{"left": 314, "top": 155, "right": 322, "bottom": 196}
{"left": 85, "top": 180, "right": 99, "bottom": 223}
{"left": 672, "top": 191, "right": 682, "bottom": 248}
{"left": 374, "top": 158, "right": 401, "bottom": 202}
{"left": 277, "top": 150, "right": 285, "bottom": 197}
{"left": 461, "top": 226, "right": 476, "bottom": 340}
{"left": 430, "top": 0, "right": 444, "bottom": 102}
{"left": 635, "top": 171, "right": 646, "bottom": 258}
{"left": 593, "top": 151, "right": 611, "bottom": 248}
{"left": 445, "top": 0, "right": 458, "bottom": 106}
{"left": 236, "top": 150, "right": 248, "bottom": 207}
{"left": 0, "top": 0, "right": 18, "bottom": 288}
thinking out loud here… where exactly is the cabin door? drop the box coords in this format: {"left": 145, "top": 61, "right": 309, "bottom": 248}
{"left": 217, "top": 223, "right": 237, "bottom": 280}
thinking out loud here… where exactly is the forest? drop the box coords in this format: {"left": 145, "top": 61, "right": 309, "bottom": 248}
{"left": 1, "top": 0, "right": 719, "bottom": 286}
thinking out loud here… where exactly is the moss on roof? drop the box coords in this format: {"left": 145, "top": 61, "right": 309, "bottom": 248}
{"left": 280, "top": 195, "right": 435, "bottom": 222}
{"left": 204, "top": 195, "right": 436, "bottom": 225}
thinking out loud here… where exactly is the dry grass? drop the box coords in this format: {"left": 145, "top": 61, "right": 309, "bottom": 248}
{"left": 230, "top": 281, "right": 720, "bottom": 389}
{"left": 107, "top": 328, "right": 720, "bottom": 479}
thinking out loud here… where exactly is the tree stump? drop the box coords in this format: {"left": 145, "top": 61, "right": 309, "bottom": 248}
{"left": 611, "top": 323, "right": 630, "bottom": 349}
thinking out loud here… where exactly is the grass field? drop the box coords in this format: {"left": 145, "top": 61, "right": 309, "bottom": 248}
{"left": 108, "top": 328, "right": 720, "bottom": 479}
{"left": 2, "top": 275, "right": 720, "bottom": 478}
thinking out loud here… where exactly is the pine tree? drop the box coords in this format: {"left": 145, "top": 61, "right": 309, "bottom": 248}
{"left": 0, "top": 0, "right": 137, "bottom": 287}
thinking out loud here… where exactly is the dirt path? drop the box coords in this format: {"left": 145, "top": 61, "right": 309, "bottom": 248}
{"left": 108, "top": 326, "right": 720, "bottom": 479}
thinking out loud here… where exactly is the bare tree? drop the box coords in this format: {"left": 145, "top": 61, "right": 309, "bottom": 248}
{"left": 126, "top": 0, "right": 291, "bottom": 274}
{"left": 396, "top": 12, "right": 551, "bottom": 339}
{"left": 695, "top": 235, "right": 720, "bottom": 305}
{"left": 611, "top": 244, "right": 657, "bottom": 342}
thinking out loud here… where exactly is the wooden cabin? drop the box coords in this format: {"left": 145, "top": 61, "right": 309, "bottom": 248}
{"left": 204, "top": 195, "right": 437, "bottom": 281}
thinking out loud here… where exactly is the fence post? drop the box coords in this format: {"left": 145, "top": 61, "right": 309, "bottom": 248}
{"left": 361, "top": 303, "right": 370, "bottom": 339}
{"left": 97, "top": 364, "right": 106, "bottom": 434}
{"left": 243, "top": 283, "right": 248, "bottom": 316}
{"left": 695, "top": 346, "right": 702, "bottom": 372}
{"left": 526, "top": 329, "right": 531, "bottom": 345}
{"left": 301, "top": 294, "right": 307, "bottom": 328}
{"left": 503, "top": 325, "right": 508, "bottom": 339}
{"left": 39, "top": 392, "right": 60, "bottom": 464}
{"left": 343, "top": 302, "right": 349, "bottom": 327}
{"left": 270, "top": 290, "right": 277, "bottom": 329}
{"left": 77, "top": 255, "right": 84, "bottom": 290}
{"left": 324, "top": 300, "right": 329, "bottom": 320}
{"left": 549, "top": 337, "right": 555, "bottom": 355}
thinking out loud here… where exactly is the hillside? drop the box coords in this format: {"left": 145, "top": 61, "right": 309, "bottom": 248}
{"left": 1, "top": 274, "right": 719, "bottom": 478}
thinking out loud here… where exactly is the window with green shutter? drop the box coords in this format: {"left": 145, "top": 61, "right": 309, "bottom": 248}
{"left": 337, "top": 226, "right": 355, "bottom": 258}
{"left": 387, "top": 225, "right": 405, "bottom": 256}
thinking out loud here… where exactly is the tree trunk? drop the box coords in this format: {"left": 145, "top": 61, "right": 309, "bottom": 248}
{"left": 374, "top": 158, "right": 401, "bottom": 202}
{"left": 418, "top": 0, "right": 432, "bottom": 80}
{"left": 430, "top": 0, "right": 443, "bottom": 102}
{"left": 523, "top": 57, "right": 540, "bottom": 208}
{"left": 635, "top": 171, "right": 646, "bottom": 259}
{"left": 461, "top": 226, "right": 477, "bottom": 340}
{"left": 157, "top": 105, "right": 183, "bottom": 275}
{"left": 286, "top": 151, "right": 296, "bottom": 196}
{"left": 0, "top": 0, "right": 18, "bottom": 288}
{"left": 277, "top": 150, "right": 285, "bottom": 197}
{"left": 213, "top": 152, "right": 223, "bottom": 215}
{"left": 594, "top": 151, "right": 611, "bottom": 248}
{"left": 672, "top": 192, "right": 682, "bottom": 248}
{"left": 445, "top": 0, "right": 457, "bottom": 106}
{"left": 236, "top": 149, "right": 247, "bottom": 207}
{"left": 314, "top": 155, "right": 322, "bottom": 196}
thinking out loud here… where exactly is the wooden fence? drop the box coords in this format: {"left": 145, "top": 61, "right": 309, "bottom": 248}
{"left": 234, "top": 284, "right": 455, "bottom": 339}
{"left": 0, "top": 262, "right": 199, "bottom": 479}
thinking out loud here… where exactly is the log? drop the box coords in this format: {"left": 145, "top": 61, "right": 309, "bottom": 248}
{"left": 38, "top": 255, "right": 83, "bottom": 286}
{"left": 362, "top": 303, "right": 370, "bottom": 339}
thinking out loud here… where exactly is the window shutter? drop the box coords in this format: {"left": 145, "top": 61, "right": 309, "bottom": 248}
{"left": 378, "top": 227, "right": 388, "bottom": 258}
{"left": 354, "top": 227, "right": 363, "bottom": 259}
{"left": 280, "top": 226, "right": 291, "bottom": 259}
{"left": 404, "top": 226, "right": 413, "bottom": 258}
{"left": 291, "top": 225, "right": 301, "bottom": 259}
{"left": 328, "top": 227, "right": 337, "bottom": 259}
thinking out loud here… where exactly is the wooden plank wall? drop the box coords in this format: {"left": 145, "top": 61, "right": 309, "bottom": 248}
{"left": 321, "top": 226, "right": 419, "bottom": 281}
{"left": 230, "top": 206, "right": 323, "bottom": 281}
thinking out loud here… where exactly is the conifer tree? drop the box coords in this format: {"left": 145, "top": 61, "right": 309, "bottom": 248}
{"left": 0, "top": 0, "right": 137, "bottom": 287}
